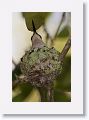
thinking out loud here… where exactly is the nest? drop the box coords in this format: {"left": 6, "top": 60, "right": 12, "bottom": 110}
{"left": 20, "top": 46, "right": 62, "bottom": 88}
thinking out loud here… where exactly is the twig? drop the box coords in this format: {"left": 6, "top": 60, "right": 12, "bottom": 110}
{"left": 38, "top": 84, "right": 54, "bottom": 102}
{"left": 59, "top": 38, "right": 71, "bottom": 63}
{"left": 47, "top": 87, "right": 54, "bottom": 102}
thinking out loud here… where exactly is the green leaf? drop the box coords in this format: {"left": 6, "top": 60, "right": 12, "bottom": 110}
{"left": 23, "top": 12, "right": 50, "bottom": 31}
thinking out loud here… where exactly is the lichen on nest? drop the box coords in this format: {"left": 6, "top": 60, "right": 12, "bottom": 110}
{"left": 20, "top": 46, "right": 62, "bottom": 88}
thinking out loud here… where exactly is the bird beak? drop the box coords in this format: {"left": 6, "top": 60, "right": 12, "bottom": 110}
{"left": 32, "top": 20, "right": 36, "bottom": 33}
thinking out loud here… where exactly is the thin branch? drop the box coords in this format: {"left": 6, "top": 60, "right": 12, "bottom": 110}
{"left": 38, "top": 83, "right": 54, "bottom": 102}
{"left": 47, "top": 87, "right": 54, "bottom": 102}
{"left": 59, "top": 38, "right": 71, "bottom": 63}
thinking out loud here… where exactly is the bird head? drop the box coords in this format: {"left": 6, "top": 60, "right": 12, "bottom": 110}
{"left": 31, "top": 20, "right": 44, "bottom": 49}
{"left": 31, "top": 20, "right": 42, "bottom": 42}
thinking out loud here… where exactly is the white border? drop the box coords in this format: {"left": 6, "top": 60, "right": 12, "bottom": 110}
{"left": 0, "top": 0, "right": 83, "bottom": 114}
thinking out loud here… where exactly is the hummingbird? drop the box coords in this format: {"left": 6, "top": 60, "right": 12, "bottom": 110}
{"left": 31, "top": 20, "right": 46, "bottom": 49}
{"left": 19, "top": 20, "right": 62, "bottom": 88}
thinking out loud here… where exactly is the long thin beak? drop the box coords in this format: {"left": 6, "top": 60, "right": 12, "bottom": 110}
{"left": 32, "top": 20, "right": 36, "bottom": 33}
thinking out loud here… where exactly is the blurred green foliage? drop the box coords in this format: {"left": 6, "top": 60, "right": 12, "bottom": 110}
{"left": 54, "top": 90, "right": 70, "bottom": 102}
{"left": 12, "top": 83, "right": 33, "bottom": 102}
{"left": 55, "top": 56, "right": 71, "bottom": 92}
{"left": 57, "top": 26, "right": 70, "bottom": 38}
